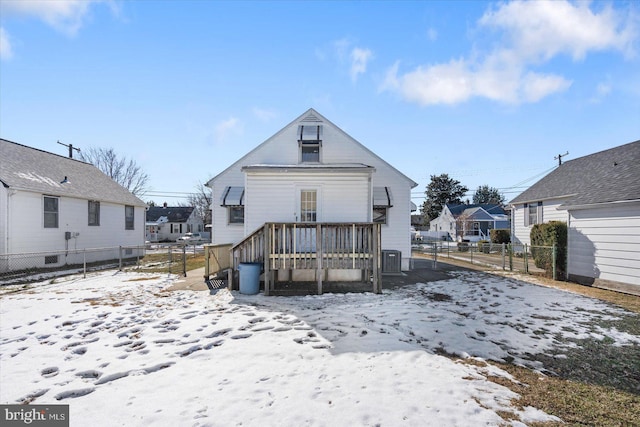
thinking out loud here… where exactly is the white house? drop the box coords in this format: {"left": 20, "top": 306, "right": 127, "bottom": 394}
{"left": 0, "top": 139, "right": 147, "bottom": 271}
{"left": 206, "top": 109, "right": 418, "bottom": 272}
{"left": 430, "top": 204, "right": 509, "bottom": 242}
{"left": 510, "top": 140, "right": 640, "bottom": 295}
{"left": 146, "top": 205, "right": 204, "bottom": 242}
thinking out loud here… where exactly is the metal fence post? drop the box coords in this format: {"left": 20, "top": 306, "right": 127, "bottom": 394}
{"left": 470, "top": 243, "right": 474, "bottom": 264}
{"left": 508, "top": 243, "right": 513, "bottom": 271}
{"left": 524, "top": 244, "right": 528, "bottom": 273}
{"left": 552, "top": 244, "right": 557, "bottom": 281}
{"left": 501, "top": 243, "right": 505, "bottom": 270}
{"left": 168, "top": 246, "right": 172, "bottom": 275}
{"left": 182, "top": 245, "right": 187, "bottom": 277}
{"left": 119, "top": 246, "right": 123, "bottom": 271}
{"left": 83, "top": 249, "right": 87, "bottom": 278}
{"left": 433, "top": 242, "right": 437, "bottom": 269}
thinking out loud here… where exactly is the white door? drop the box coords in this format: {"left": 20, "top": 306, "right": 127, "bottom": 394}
{"left": 295, "top": 187, "right": 321, "bottom": 252}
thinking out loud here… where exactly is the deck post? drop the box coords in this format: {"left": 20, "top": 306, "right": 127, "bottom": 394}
{"left": 372, "top": 223, "right": 381, "bottom": 293}
{"left": 264, "top": 223, "right": 270, "bottom": 296}
{"left": 316, "top": 223, "right": 323, "bottom": 295}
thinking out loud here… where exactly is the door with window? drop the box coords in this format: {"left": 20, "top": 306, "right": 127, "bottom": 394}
{"left": 296, "top": 187, "right": 320, "bottom": 252}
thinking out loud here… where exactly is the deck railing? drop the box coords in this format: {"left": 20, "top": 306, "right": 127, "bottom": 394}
{"left": 231, "top": 222, "right": 382, "bottom": 295}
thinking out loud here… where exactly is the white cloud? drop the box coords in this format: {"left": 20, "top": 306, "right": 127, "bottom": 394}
{"left": 350, "top": 47, "right": 373, "bottom": 82}
{"left": 381, "top": 0, "right": 636, "bottom": 106}
{"left": 0, "top": 27, "right": 12, "bottom": 60}
{"left": 589, "top": 79, "right": 613, "bottom": 103}
{"left": 214, "top": 117, "right": 242, "bottom": 142}
{"left": 479, "top": 0, "right": 638, "bottom": 61}
{"left": 1, "top": 0, "right": 109, "bottom": 36}
{"left": 252, "top": 108, "right": 277, "bottom": 122}
{"left": 427, "top": 27, "right": 438, "bottom": 42}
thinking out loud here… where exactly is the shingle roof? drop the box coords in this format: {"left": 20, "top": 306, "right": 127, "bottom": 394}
{"left": 510, "top": 140, "right": 640, "bottom": 207}
{"left": 447, "top": 204, "right": 506, "bottom": 217}
{"left": 146, "top": 206, "right": 195, "bottom": 223}
{"left": 0, "top": 139, "right": 146, "bottom": 207}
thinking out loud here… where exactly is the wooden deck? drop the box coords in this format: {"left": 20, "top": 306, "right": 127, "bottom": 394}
{"left": 230, "top": 222, "right": 382, "bottom": 295}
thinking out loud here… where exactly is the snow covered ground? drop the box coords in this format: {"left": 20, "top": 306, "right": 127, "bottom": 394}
{"left": 1, "top": 269, "right": 638, "bottom": 426}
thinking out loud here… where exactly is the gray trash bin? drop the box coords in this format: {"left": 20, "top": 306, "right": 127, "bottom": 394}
{"left": 238, "top": 263, "right": 261, "bottom": 294}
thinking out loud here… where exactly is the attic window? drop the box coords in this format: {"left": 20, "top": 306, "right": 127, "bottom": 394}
{"left": 298, "top": 125, "right": 322, "bottom": 163}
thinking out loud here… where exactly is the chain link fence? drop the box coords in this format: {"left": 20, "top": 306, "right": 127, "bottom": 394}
{"left": 0, "top": 244, "right": 203, "bottom": 289}
{"left": 413, "top": 241, "right": 564, "bottom": 280}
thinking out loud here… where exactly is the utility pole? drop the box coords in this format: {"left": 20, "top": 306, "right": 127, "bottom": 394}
{"left": 554, "top": 151, "right": 569, "bottom": 166}
{"left": 57, "top": 140, "right": 81, "bottom": 159}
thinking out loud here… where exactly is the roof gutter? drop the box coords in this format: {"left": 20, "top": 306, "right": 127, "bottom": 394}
{"left": 558, "top": 198, "right": 640, "bottom": 211}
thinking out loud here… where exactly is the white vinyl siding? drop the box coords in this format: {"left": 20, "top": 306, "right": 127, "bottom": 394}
{"left": 209, "top": 111, "right": 417, "bottom": 270}
{"left": 568, "top": 203, "right": 640, "bottom": 288}
{"left": 243, "top": 171, "right": 370, "bottom": 233}
{"left": 4, "top": 190, "right": 144, "bottom": 255}
{"left": 512, "top": 199, "right": 568, "bottom": 245}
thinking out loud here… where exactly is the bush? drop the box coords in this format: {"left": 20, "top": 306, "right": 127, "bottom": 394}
{"left": 530, "top": 221, "right": 567, "bottom": 278}
{"left": 457, "top": 242, "right": 470, "bottom": 252}
{"left": 490, "top": 229, "right": 510, "bottom": 244}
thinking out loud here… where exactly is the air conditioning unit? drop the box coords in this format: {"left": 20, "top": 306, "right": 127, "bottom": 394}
{"left": 382, "top": 250, "right": 401, "bottom": 273}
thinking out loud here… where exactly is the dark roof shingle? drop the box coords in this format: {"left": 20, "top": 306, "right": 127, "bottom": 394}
{"left": 146, "top": 206, "right": 195, "bottom": 223}
{"left": 510, "top": 140, "right": 640, "bottom": 207}
{"left": 0, "top": 139, "right": 146, "bottom": 207}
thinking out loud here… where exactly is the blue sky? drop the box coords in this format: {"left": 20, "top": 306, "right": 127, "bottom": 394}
{"left": 1, "top": 0, "right": 639, "bottom": 208}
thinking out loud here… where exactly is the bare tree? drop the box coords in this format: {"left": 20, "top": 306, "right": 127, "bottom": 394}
{"left": 182, "top": 180, "right": 212, "bottom": 226}
{"left": 80, "top": 147, "right": 149, "bottom": 197}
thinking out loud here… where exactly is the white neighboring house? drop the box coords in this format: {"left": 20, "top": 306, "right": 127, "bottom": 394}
{"left": 0, "top": 139, "right": 147, "bottom": 271}
{"left": 429, "top": 204, "right": 509, "bottom": 242}
{"left": 206, "top": 108, "right": 418, "bottom": 271}
{"left": 510, "top": 140, "right": 640, "bottom": 295}
{"left": 145, "top": 205, "right": 205, "bottom": 242}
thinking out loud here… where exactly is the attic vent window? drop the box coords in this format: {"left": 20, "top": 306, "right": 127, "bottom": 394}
{"left": 373, "top": 187, "right": 393, "bottom": 224}
{"left": 298, "top": 125, "right": 322, "bottom": 163}
{"left": 298, "top": 125, "right": 322, "bottom": 143}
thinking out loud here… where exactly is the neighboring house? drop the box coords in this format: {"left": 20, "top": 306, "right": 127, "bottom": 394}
{"left": 0, "top": 139, "right": 147, "bottom": 271}
{"left": 145, "top": 204, "right": 205, "bottom": 242}
{"left": 430, "top": 204, "right": 509, "bottom": 242}
{"left": 510, "top": 140, "right": 640, "bottom": 295}
{"left": 206, "top": 108, "right": 418, "bottom": 272}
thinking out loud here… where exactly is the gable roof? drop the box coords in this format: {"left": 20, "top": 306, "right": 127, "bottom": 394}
{"left": 207, "top": 108, "right": 418, "bottom": 188}
{"left": 146, "top": 206, "right": 195, "bottom": 223}
{"left": 0, "top": 139, "right": 146, "bottom": 207}
{"left": 510, "top": 140, "right": 640, "bottom": 208}
{"left": 446, "top": 204, "right": 506, "bottom": 218}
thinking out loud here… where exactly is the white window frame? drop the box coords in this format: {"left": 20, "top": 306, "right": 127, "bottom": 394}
{"left": 125, "top": 205, "right": 135, "bottom": 230}
{"left": 44, "top": 196, "right": 59, "bottom": 228}
{"left": 88, "top": 200, "right": 100, "bottom": 226}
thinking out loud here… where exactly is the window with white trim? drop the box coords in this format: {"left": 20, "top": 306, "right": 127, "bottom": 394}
{"left": 229, "top": 207, "right": 244, "bottom": 224}
{"left": 524, "top": 201, "right": 543, "bottom": 226}
{"left": 88, "top": 201, "right": 100, "bottom": 226}
{"left": 300, "top": 190, "right": 317, "bottom": 222}
{"left": 125, "top": 205, "right": 135, "bottom": 230}
{"left": 44, "top": 196, "right": 59, "bottom": 228}
{"left": 298, "top": 125, "right": 322, "bottom": 163}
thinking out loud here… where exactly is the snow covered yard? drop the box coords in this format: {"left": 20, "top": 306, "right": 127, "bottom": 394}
{"left": 1, "top": 270, "right": 638, "bottom": 426}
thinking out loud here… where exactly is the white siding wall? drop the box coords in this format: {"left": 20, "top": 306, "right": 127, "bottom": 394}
{"left": 568, "top": 202, "right": 640, "bottom": 288}
{"left": 244, "top": 171, "right": 370, "bottom": 232}
{"left": 0, "top": 185, "right": 7, "bottom": 255}
{"left": 512, "top": 199, "right": 568, "bottom": 245}
{"left": 430, "top": 209, "right": 455, "bottom": 239}
{"left": 7, "top": 190, "right": 144, "bottom": 254}
{"left": 210, "top": 114, "right": 416, "bottom": 270}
